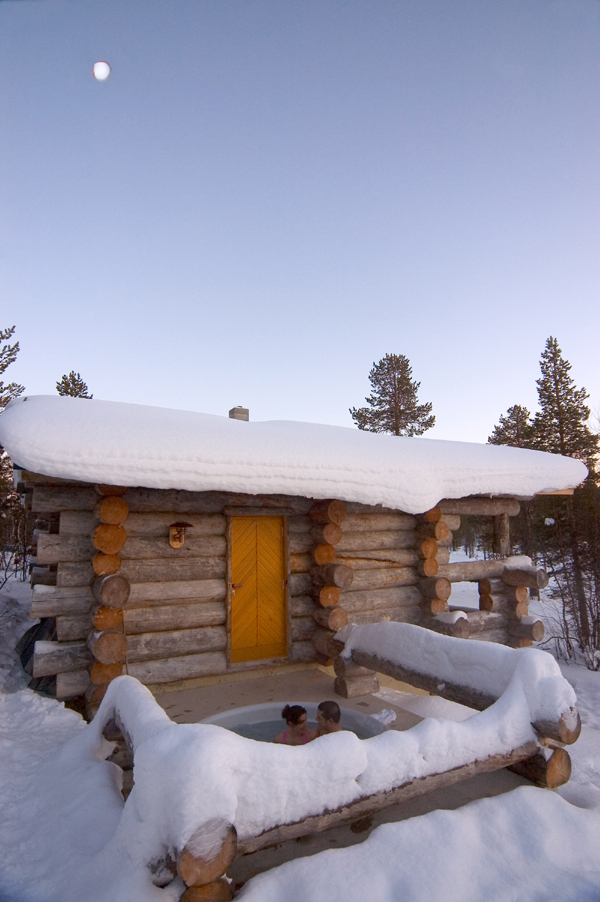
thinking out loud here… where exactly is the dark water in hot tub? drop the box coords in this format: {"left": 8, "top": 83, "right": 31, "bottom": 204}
{"left": 229, "top": 720, "right": 374, "bottom": 742}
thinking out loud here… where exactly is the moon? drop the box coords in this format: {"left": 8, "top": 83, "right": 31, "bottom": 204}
{"left": 93, "top": 61, "right": 111, "bottom": 81}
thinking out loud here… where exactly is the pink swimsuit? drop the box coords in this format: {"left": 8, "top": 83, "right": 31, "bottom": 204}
{"left": 281, "top": 730, "right": 309, "bottom": 745}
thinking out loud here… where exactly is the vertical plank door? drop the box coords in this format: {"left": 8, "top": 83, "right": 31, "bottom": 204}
{"left": 230, "top": 516, "right": 287, "bottom": 663}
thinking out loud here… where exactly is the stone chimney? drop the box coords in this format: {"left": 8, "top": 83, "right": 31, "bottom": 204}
{"left": 229, "top": 406, "right": 249, "bottom": 421}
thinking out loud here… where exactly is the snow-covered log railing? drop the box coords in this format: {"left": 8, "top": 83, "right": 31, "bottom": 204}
{"left": 73, "top": 642, "right": 578, "bottom": 897}
{"left": 336, "top": 622, "right": 581, "bottom": 747}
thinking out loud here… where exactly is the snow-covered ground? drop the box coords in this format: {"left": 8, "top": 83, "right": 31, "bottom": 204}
{"left": 1, "top": 576, "right": 599, "bottom": 902}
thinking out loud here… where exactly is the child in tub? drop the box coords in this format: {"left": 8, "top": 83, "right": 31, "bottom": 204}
{"left": 274, "top": 704, "right": 318, "bottom": 745}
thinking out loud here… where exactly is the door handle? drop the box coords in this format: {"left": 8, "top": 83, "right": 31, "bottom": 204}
{"left": 232, "top": 583, "right": 244, "bottom": 588}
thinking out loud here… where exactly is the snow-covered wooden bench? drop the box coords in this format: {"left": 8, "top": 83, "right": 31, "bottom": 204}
{"left": 81, "top": 622, "right": 579, "bottom": 900}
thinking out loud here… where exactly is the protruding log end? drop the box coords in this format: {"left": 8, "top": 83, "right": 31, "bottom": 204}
{"left": 96, "top": 496, "right": 129, "bottom": 525}
{"left": 334, "top": 673, "right": 379, "bottom": 699}
{"left": 90, "top": 660, "right": 124, "bottom": 686}
{"left": 177, "top": 823, "right": 237, "bottom": 887}
{"left": 92, "top": 524, "right": 127, "bottom": 555}
{"left": 314, "top": 586, "right": 340, "bottom": 608}
{"left": 502, "top": 567, "right": 549, "bottom": 590}
{"left": 93, "top": 552, "right": 122, "bottom": 576}
{"left": 313, "top": 543, "right": 337, "bottom": 565}
{"left": 510, "top": 748, "right": 571, "bottom": 789}
{"left": 533, "top": 709, "right": 581, "bottom": 746}
{"left": 312, "top": 628, "right": 345, "bottom": 659}
{"left": 93, "top": 574, "right": 131, "bottom": 609}
{"left": 88, "top": 629, "right": 128, "bottom": 665}
{"left": 309, "top": 499, "right": 347, "bottom": 526}
{"left": 419, "top": 577, "right": 452, "bottom": 602}
{"left": 180, "top": 880, "right": 233, "bottom": 902}
{"left": 312, "top": 605, "right": 348, "bottom": 631}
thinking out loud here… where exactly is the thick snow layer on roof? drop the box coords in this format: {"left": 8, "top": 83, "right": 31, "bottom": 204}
{"left": 0, "top": 395, "right": 587, "bottom": 513}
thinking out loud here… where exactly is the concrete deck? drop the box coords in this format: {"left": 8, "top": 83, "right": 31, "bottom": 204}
{"left": 153, "top": 664, "right": 529, "bottom": 891}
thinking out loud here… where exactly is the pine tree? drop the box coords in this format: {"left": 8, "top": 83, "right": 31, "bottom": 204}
{"left": 0, "top": 326, "right": 25, "bottom": 411}
{"left": 56, "top": 371, "right": 93, "bottom": 399}
{"left": 0, "top": 326, "right": 26, "bottom": 573}
{"left": 532, "top": 336, "right": 598, "bottom": 469}
{"left": 350, "top": 354, "right": 435, "bottom": 436}
{"left": 488, "top": 405, "right": 534, "bottom": 448}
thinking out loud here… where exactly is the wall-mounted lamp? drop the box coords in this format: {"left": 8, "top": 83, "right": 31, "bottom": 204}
{"left": 169, "top": 521, "right": 194, "bottom": 549}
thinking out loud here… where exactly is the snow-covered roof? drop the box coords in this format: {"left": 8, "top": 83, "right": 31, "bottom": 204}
{"left": 0, "top": 395, "right": 587, "bottom": 514}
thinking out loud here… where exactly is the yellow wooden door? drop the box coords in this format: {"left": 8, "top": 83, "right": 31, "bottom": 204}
{"left": 230, "top": 516, "right": 287, "bottom": 663}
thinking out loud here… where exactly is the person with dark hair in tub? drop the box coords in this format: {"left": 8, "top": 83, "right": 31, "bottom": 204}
{"left": 316, "top": 700, "right": 342, "bottom": 735}
{"left": 274, "top": 704, "right": 318, "bottom": 745}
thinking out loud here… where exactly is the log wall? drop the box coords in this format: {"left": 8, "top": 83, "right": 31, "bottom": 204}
{"left": 23, "top": 481, "right": 542, "bottom": 702}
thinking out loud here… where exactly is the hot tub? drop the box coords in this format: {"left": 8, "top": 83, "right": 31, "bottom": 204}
{"left": 199, "top": 702, "right": 388, "bottom": 742}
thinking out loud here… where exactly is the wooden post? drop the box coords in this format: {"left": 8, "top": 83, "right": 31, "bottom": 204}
{"left": 492, "top": 513, "right": 510, "bottom": 556}
{"left": 509, "top": 748, "right": 571, "bottom": 789}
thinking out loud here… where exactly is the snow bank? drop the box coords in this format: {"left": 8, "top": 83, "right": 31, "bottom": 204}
{"left": 238, "top": 787, "right": 600, "bottom": 902}
{"left": 338, "top": 622, "right": 577, "bottom": 724}
{"left": 0, "top": 395, "right": 587, "bottom": 513}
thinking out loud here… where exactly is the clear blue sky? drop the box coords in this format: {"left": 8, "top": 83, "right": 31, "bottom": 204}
{"left": 1, "top": 0, "right": 598, "bottom": 442}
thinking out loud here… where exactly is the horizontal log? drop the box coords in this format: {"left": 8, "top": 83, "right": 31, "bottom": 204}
{"left": 437, "top": 561, "right": 507, "bottom": 583}
{"left": 347, "top": 567, "right": 417, "bottom": 591}
{"left": 92, "top": 524, "right": 127, "bottom": 555}
{"left": 126, "top": 625, "right": 227, "bottom": 662}
{"left": 56, "top": 614, "right": 91, "bottom": 641}
{"left": 347, "top": 606, "right": 422, "bottom": 626}
{"left": 439, "top": 498, "right": 521, "bottom": 517}
{"left": 308, "top": 500, "right": 347, "bottom": 525}
{"left": 312, "top": 606, "right": 348, "bottom": 631}
{"left": 502, "top": 567, "right": 549, "bottom": 590}
{"left": 485, "top": 596, "right": 529, "bottom": 618}
{"left": 32, "top": 485, "right": 97, "bottom": 512}
{"left": 427, "top": 616, "right": 471, "bottom": 639}
{"left": 290, "top": 641, "right": 315, "bottom": 663}
{"left": 56, "top": 669, "right": 90, "bottom": 699}
{"left": 334, "top": 673, "right": 379, "bottom": 698}
{"left": 344, "top": 502, "right": 399, "bottom": 514}
{"left": 311, "top": 564, "right": 354, "bottom": 590}
{"left": 287, "top": 515, "right": 312, "bottom": 534}
{"left": 418, "top": 577, "right": 452, "bottom": 601}
{"left": 236, "top": 740, "right": 539, "bottom": 856}
{"left": 96, "top": 496, "right": 129, "bottom": 525}
{"left": 312, "top": 629, "right": 345, "bottom": 658}
{"left": 119, "top": 558, "right": 226, "bottom": 583}
{"left": 31, "top": 585, "right": 94, "bottom": 618}
{"left": 33, "top": 640, "right": 92, "bottom": 677}
{"left": 96, "top": 484, "right": 128, "bottom": 496}
{"left": 484, "top": 580, "right": 529, "bottom": 603}
{"left": 291, "top": 617, "right": 316, "bottom": 641}
{"left": 93, "top": 575, "right": 131, "bottom": 609}
{"left": 60, "top": 510, "right": 227, "bottom": 538}
{"left": 342, "top": 586, "right": 422, "bottom": 612}
{"left": 309, "top": 523, "right": 343, "bottom": 546}
{"left": 119, "top": 535, "right": 227, "bottom": 560}
{"left": 56, "top": 562, "right": 94, "bottom": 586}
{"left": 335, "top": 549, "right": 420, "bottom": 569}
{"left": 289, "top": 573, "right": 313, "bottom": 596}
{"left": 36, "top": 534, "right": 91, "bottom": 565}
{"left": 508, "top": 619, "right": 544, "bottom": 641}
{"left": 509, "top": 748, "right": 571, "bottom": 789}
{"left": 127, "top": 651, "right": 227, "bottom": 684}
{"left": 290, "top": 595, "right": 316, "bottom": 617}
{"left": 29, "top": 566, "right": 57, "bottom": 587}
{"left": 128, "top": 579, "right": 227, "bottom": 606}
{"left": 88, "top": 629, "right": 128, "bottom": 665}
{"left": 288, "top": 533, "right": 314, "bottom": 554}
{"left": 335, "top": 530, "right": 417, "bottom": 553}
{"left": 124, "top": 602, "right": 226, "bottom": 634}
{"left": 342, "top": 512, "right": 416, "bottom": 532}
{"left": 290, "top": 552, "right": 311, "bottom": 573}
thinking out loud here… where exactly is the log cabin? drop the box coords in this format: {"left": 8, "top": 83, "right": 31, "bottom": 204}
{"left": 0, "top": 395, "right": 587, "bottom": 709}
